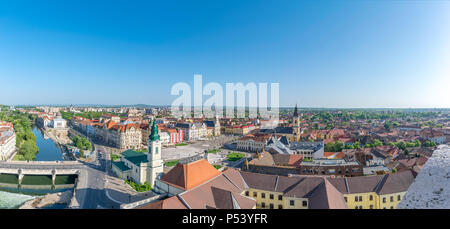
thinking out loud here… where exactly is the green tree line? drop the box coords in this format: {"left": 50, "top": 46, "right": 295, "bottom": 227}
{"left": 0, "top": 109, "right": 39, "bottom": 160}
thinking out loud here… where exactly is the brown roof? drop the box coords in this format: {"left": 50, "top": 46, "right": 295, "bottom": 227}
{"left": 248, "top": 151, "right": 275, "bottom": 166}
{"left": 283, "top": 177, "right": 324, "bottom": 198}
{"left": 326, "top": 177, "right": 348, "bottom": 194}
{"left": 272, "top": 154, "right": 303, "bottom": 167}
{"left": 377, "top": 170, "right": 415, "bottom": 195}
{"left": 308, "top": 179, "right": 348, "bottom": 209}
{"left": 210, "top": 187, "right": 235, "bottom": 209}
{"left": 160, "top": 158, "right": 221, "bottom": 190}
{"left": 345, "top": 175, "right": 385, "bottom": 194}
{"left": 137, "top": 196, "right": 187, "bottom": 209}
{"left": 178, "top": 170, "right": 256, "bottom": 209}
{"left": 239, "top": 171, "right": 278, "bottom": 192}
{"left": 222, "top": 168, "right": 248, "bottom": 190}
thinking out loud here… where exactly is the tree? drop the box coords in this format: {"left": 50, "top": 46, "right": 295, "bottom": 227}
{"left": 423, "top": 141, "right": 436, "bottom": 147}
{"left": 384, "top": 122, "right": 392, "bottom": 131}
{"left": 19, "top": 140, "right": 39, "bottom": 161}
{"left": 395, "top": 141, "right": 407, "bottom": 151}
{"left": 79, "top": 150, "right": 85, "bottom": 158}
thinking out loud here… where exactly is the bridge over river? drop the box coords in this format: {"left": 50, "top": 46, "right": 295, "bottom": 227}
{"left": 0, "top": 161, "right": 83, "bottom": 186}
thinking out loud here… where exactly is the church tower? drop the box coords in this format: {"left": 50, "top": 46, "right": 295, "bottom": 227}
{"left": 147, "top": 120, "right": 164, "bottom": 188}
{"left": 292, "top": 104, "right": 301, "bottom": 141}
{"left": 214, "top": 114, "right": 221, "bottom": 136}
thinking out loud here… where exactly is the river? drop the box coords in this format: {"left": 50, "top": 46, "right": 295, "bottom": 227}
{"left": 33, "top": 127, "right": 64, "bottom": 161}
{"left": 0, "top": 127, "right": 67, "bottom": 208}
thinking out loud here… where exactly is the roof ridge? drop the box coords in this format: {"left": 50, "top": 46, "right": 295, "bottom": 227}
{"left": 344, "top": 177, "right": 349, "bottom": 194}
{"left": 374, "top": 174, "right": 389, "bottom": 193}
{"left": 230, "top": 193, "right": 241, "bottom": 209}
{"left": 176, "top": 194, "right": 191, "bottom": 209}
{"left": 223, "top": 172, "right": 241, "bottom": 191}
{"left": 282, "top": 177, "right": 305, "bottom": 195}
{"left": 274, "top": 175, "right": 279, "bottom": 191}
{"left": 237, "top": 170, "right": 250, "bottom": 189}
{"left": 305, "top": 177, "right": 326, "bottom": 198}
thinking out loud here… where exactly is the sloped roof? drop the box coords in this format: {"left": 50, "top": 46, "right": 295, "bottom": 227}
{"left": 178, "top": 170, "right": 255, "bottom": 209}
{"left": 137, "top": 195, "right": 188, "bottom": 209}
{"left": 272, "top": 154, "right": 303, "bottom": 167}
{"left": 211, "top": 187, "right": 235, "bottom": 209}
{"left": 122, "top": 150, "right": 148, "bottom": 166}
{"left": 112, "top": 161, "right": 131, "bottom": 171}
{"left": 346, "top": 175, "right": 385, "bottom": 194}
{"left": 283, "top": 177, "right": 324, "bottom": 198}
{"left": 248, "top": 151, "right": 275, "bottom": 166}
{"left": 377, "top": 170, "right": 415, "bottom": 195}
{"left": 308, "top": 179, "right": 348, "bottom": 209}
{"left": 160, "top": 158, "right": 221, "bottom": 190}
{"left": 239, "top": 171, "right": 278, "bottom": 192}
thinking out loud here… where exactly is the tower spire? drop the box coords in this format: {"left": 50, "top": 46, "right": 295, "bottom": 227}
{"left": 149, "top": 119, "right": 160, "bottom": 141}
{"left": 293, "top": 104, "right": 299, "bottom": 117}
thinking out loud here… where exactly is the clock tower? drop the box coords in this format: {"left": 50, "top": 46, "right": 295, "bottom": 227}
{"left": 147, "top": 120, "right": 164, "bottom": 188}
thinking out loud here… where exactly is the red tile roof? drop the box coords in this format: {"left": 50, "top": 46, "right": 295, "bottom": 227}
{"left": 160, "top": 158, "right": 221, "bottom": 190}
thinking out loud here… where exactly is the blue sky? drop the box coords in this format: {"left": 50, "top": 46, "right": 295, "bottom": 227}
{"left": 0, "top": 0, "right": 449, "bottom": 108}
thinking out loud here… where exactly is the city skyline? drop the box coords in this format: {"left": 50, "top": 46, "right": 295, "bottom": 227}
{"left": 1, "top": 0, "right": 450, "bottom": 108}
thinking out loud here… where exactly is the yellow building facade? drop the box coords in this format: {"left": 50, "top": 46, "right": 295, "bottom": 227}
{"left": 243, "top": 188, "right": 309, "bottom": 209}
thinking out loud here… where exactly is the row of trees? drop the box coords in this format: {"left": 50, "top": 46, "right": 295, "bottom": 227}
{"left": 306, "top": 110, "right": 440, "bottom": 122}
{"left": 71, "top": 135, "right": 92, "bottom": 151}
{"left": 0, "top": 109, "right": 39, "bottom": 160}
{"left": 324, "top": 139, "right": 428, "bottom": 152}
{"left": 60, "top": 111, "right": 124, "bottom": 120}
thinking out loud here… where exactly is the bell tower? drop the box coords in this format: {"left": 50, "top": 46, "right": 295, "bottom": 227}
{"left": 147, "top": 120, "right": 163, "bottom": 188}
{"left": 293, "top": 104, "right": 301, "bottom": 141}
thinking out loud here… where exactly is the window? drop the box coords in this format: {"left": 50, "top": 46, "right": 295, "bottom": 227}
{"left": 290, "top": 200, "right": 295, "bottom": 206}
{"left": 397, "top": 195, "right": 401, "bottom": 201}
{"left": 370, "top": 205, "right": 373, "bottom": 209}
{"left": 355, "top": 206, "right": 358, "bottom": 209}
{"left": 344, "top": 197, "right": 347, "bottom": 202}
{"left": 359, "top": 196, "right": 362, "bottom": 202}
{"left": 369, "top": 195, "right": 373, "bottom": 201}
{"left": 245, "top": 191, "right": 249, "bottom": 196}
{"left": 355, "top": 196, "right": 358, "bottom": 202}
{"left": 253, "top": 192, "right": 257, "bottom": 197}
{"left": 278, "top": 195, "right": 283, "bottom": 201}
{"left": 269, "top": 204, "right": 274, "bottom": 209}
{"left": 155, "top": 147, "right": 159, "bottom": 154}
{"left": 359, "top": 206, "right": 363, "bottom": 209}
{"left": 278, "top": 205, "right": 283, "bottom": 209}
{"left": 302, "top": 201, "right": 307, "bottom": 207}
{"left": 390, "top": 196, "right": 394, "bottom": 202}
{"left": 390, "top": 206, "right": 394, "bottom": 209}
{"left": 261, "top": 202, "right": 266, "bottom": 208}
{"left": 383, "top": 197, "right": 386, "bottom": 203}
{"left": 261, "top": 193, "right": 265, "bottom": 199}
{"left": 270, "top": 194, "right": 274, "bottom": 200}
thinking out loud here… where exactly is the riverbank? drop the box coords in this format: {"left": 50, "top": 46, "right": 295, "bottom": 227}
{"left": 19, "top": 189, "right": 73, "bottom": 209}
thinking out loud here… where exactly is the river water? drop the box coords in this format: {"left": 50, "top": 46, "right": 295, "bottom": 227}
{"left": 0, "top": 127, "right": 66, "bottom": 208}
{"left": 33, "top": 127, "right": 64, "bottom": 161}
{"left": 0, "top": 190, "right": 35, "bottom": 209}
